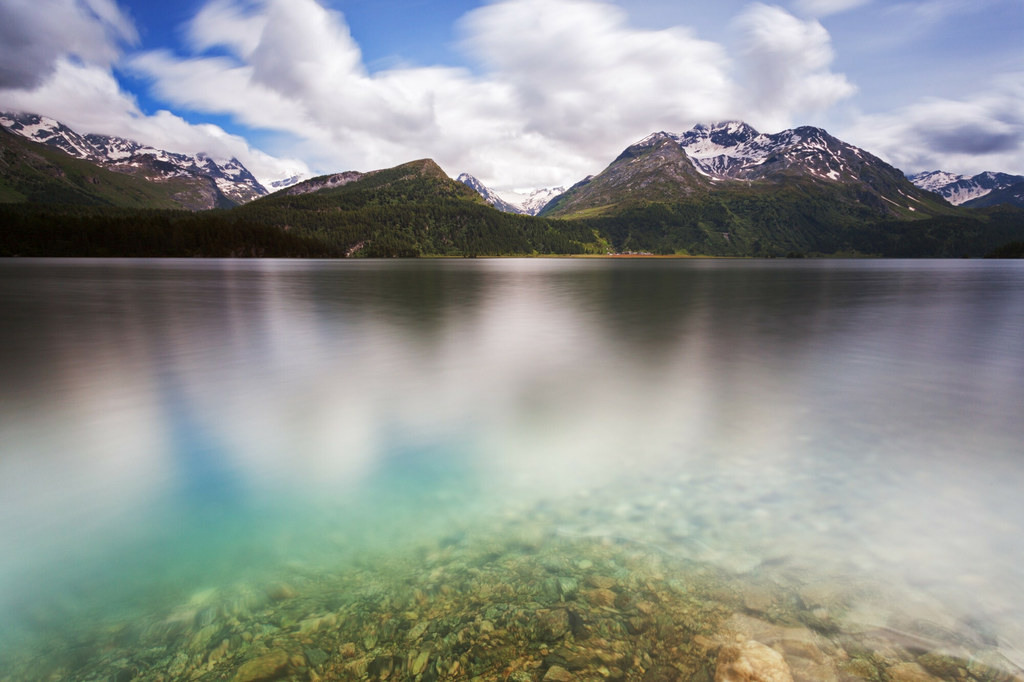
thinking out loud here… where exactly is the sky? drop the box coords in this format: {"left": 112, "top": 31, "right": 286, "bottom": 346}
{"left": 0, "top": 0, "right": 1022, "bottom": 192}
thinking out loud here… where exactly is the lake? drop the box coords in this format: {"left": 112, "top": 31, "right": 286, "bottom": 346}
{"left": 1, "top": 258, "right": 1022, "bottom": 681}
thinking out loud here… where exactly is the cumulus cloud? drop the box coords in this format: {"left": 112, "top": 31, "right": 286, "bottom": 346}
{"left": 0, "top": 59, "right": 310, "bottom": 184}
{"left": 842, "top": 74, "right": 1024, "bottom": 176}
{"left": 734, "top": 3, "right": 856, "bottom": 130}
{"left": 0, "top": 0, "right": 136, "bottom": 88}
{"left": 458, "top": 0, "right": 734, "bottom": 143}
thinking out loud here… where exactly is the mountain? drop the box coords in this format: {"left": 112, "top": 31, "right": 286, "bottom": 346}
{"left": 457, "top": 173, "right": 522, "bottom": 214}
{"left": 542, "top": 132, "right": 711, "bottom": 217}
{"left": 676, "top": 121, "right": 864, "bottom": 182}
{"left": 232, "top": 159, "right": 597, "bottom": 257}
{"left": 535, "top": 121, "right": 1024, "bottom": 257}
{"left": 0, "top": 112, "right": 267, "bottom": 208}
{"left": 0, "top": 124, "right": 200, "bottom": 209}
{"left": 457, "top": 173, "right": 566, "bottom": 216}
{"left": 675, "top": 121, "right": 941, "bottom": 210}
{"left": 963, "top": 181, "right": 1024, "bottom": 209}
{"left": 908, "top": 170, "right": 1024, "bottom": 207}
{"left": 4, "top": 114, "right": 1023, "bottom": 259}
{"left": 543, "top": 122, "right": 945, "bottom": 220}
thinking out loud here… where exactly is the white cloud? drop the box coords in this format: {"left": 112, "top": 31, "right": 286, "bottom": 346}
{"left": 187, "top": 0, "right": 268, "bottom": 58}
{"left": 2, "top": 0, "right": 859, "bottom": 192}
{"left": 128, "top": 0, "right": 769, "bottom": 190}
{"left": 0, "top": 0, "right": 136, "bottom": 88}
{"left": 0, "top": 59, "right": 309, "bottom": 185}
{"left": 733, "top": 4, "right": 856, "bottom": 130}
{"left": 793, "top": 0, "right": 872, "bottom": 16}
{"left": 886, "top": 0, "right": 977, "bottom": 23}
{"left": 841, "top": 73, "right": 1024, "bottom": 176}
{"left": 458, "top": 0, "right": 735, "bottom": 142}
{"left": 0, "top": 0, "right": 308, "bottom": 186}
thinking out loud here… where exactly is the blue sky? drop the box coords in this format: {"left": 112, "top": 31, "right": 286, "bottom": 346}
{"left": 1, "top": 0, "right": 1022, "bottom": 191}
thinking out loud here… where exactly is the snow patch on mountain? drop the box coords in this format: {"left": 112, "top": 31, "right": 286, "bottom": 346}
{"left": 282, "top": 171, "right": 365, "bottom": 196}
{"left": 269, "top": 175, "right": 306, "bottom": 191}
{"left": 672, "top": 121, "right": 863, "bottom": 183}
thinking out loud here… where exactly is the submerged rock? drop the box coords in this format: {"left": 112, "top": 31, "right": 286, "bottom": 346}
{"left": 232, "top": 650, "right": 289, "bottom": 682}
{"left": 544, "top": 664, "right": 574, "bottom": 681}
{"left": 715, "top": 641, "right": 794, "bottom": 682}
{"left": 538, "top": 609, "right": 571, "bottom": 641}
{"left": 411, "top": 649, "right": 431, "bottom": 675}
{"left": 886, "top": 662, "right": 942, "bottom": 682}
{"left": 266, "top": 583, "right": 298, "bottom": 601}
{"left": 585, "top": 588, "right": 617, "bottom": 608}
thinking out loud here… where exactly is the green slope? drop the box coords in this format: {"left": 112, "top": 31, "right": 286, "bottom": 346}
{"left": 577, "top": 192, "right": 1024, "bottom": 257}
{"left": 541, "top": 134, "right": 711, "bottom": 218}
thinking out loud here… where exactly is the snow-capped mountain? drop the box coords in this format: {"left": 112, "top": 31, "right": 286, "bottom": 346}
{"left": 457, "top": 173, "right": 565, "bottom": 215}
{"left": 908, "top": 170, "right": 1024, "bottom": 206}
{"left": 0, "top": 112, "right": 268, "bottom": 205}
{"left": 907, "top": 170, "right": 963, "bottom": 195}
{"left": 544, "top": 121, "right": 943, "bottom": 218}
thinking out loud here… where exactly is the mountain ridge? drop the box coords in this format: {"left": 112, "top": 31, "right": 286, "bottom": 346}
{"left": 0, "top": 125, "right": 221, "bottom": 209}
{"left": 0, "top": 112, "right": 268, "bottom": 208}
{"left": 908, "top": 170, "right": 1024, "bottom": 208}
{"left": 3, "top": 111, "right": 1023, "bottom": 258}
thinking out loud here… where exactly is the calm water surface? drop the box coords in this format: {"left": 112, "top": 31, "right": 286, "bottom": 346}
{"left": 1, "top": 258, "right": 1022, "bottom": 680}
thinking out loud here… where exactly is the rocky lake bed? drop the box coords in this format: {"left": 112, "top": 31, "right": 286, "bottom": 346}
{"left": 2, "top": 486, "right": 1021, "bottom": 682}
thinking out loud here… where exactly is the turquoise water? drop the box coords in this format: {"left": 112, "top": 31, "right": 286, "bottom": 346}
{"left": 1, "top": 258, "right": 1023, "bottom": 681}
